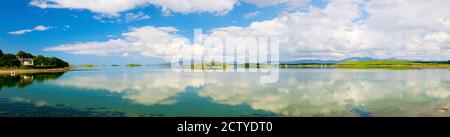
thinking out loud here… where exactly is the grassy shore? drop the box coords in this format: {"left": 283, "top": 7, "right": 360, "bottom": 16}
{"left": 184, "top": 60, "right": 450, "bottom": 70}
{"left": 283, "top": 60, "right": 450, "bottom": 69}
{"left": 0, "top": 67, "right": 70, "bottom": 75}
{"left": 335, "top": 60, "right": 450, "bottom": 69}
{"left": 4, "top": 60, "right": 442, "bottom": 73}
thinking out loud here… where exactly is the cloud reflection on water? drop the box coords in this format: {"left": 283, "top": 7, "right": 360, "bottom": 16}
{"left": 50, "top": 69, "right": 450, "bottom": 116}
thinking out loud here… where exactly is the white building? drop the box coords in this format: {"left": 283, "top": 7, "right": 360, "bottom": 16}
{"left": 20, "top": 58, "right": 34, "bottom": 66}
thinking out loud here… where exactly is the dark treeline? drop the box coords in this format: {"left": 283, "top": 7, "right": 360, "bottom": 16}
{"left": 0, "top": 49, "right": 69, "bottom": 68}
{"left": 0, "top": 50, "right": 20, "bottom": 67}
{"left": 415, "top": 61, "right": 450, "bottom": 64}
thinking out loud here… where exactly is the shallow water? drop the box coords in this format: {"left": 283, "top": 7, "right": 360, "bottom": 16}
{"left": 1, "top": 66, "right": 449, "bottom": 117}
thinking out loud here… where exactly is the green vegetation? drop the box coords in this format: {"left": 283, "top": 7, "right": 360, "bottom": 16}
{"left": 279, "top": 60, "right": 450, "bottom": 69}
{"left": 72, "top": 64, "right": 96, "bottom": 68}
{"left": 0, "top": 49, "right": 69, "bottom": 68}
{"left": 0, "top": 53, "right": 21, "bottom": 67}
{"left": 280, "top": 64, "right": 330, "bottom": 68}
{"left": 126, "top": 64, "right": 142, "bottom": 67}
{"left": 184, "top": 60, "right": 450, "bottom": 70}
{"left": 188, "top": 62, "right": 282, "bottom": 70}
{"left": 16, "top": 51, "right": 34, "bottom": 58}
{"left": 189, "top": 61, "right": 229, "bottom": 69}
{"left": 111, "top": 64, "right": 120, "bottom": 67}
{"left": 70, "top": 64, "right": 115, "bottom": 68}
{"left": 335, "top": 60, "right": 450, "bottom": 69}
{"left": 34, "top": 55, "right": 69, "bottom": 68}
{"left": 415, "top": 60, "right": 450, "bottom": 64}
{"left": 236, "top": 63, "right": 279, "bottom": 69}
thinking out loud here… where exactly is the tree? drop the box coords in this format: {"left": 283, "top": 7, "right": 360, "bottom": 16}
{"left": 33, "top": 55, "right": 69, "bottom": 68}
{"left": 0, "top": 54, "right": 20, "bottom": 67}
{"left": 16, "top": 50, "right": 34, "bottom": 58}
{"left": 33, "top": 55, "right": 46, "bottom": 66}
{"left": 51, "top": 57, "right": 69, "bottom": 67}
{"left": 1, "top": 50, "right": 69, "bottom": 68}
{"left": 0, "top": 56, "right": 3, "bottom": 67}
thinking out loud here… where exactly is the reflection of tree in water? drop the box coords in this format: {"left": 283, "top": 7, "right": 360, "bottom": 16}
{"left": 0, "top": 72, "right": 65, "bottom": 90}
{"left": 0, "top": 98, "right": 124, "bottom": 117}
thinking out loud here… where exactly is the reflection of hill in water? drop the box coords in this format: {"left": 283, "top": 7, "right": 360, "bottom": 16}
{"left": 0, "top": 72, "right": 65, "bottom": 89}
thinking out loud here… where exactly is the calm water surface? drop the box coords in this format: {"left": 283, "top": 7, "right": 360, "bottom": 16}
{"left": 1, "top": 66, "right": 449, "bottom": 117}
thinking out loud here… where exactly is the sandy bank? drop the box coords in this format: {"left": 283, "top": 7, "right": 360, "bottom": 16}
{"left": 0, "top": 67, "right": 70, "bottom": 75}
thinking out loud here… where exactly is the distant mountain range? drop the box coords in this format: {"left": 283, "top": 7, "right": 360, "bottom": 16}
{"left": 167, "top": 57, "right": 448, "bottom": 65}
{"left": 281, "top": 57, "right": 405, "bottom": 64}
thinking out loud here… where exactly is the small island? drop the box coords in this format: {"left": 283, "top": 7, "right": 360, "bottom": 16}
{"left": 126, "top": 64, "right": 142, "bottom": 67}
{"left": 0, "top": 49, "right": 70, "bottom": 75}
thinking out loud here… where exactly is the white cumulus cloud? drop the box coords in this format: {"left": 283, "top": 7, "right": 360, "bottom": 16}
{"left": 30, "top": 0, "right": 238, "bottom": 16}
{"left": 204, "top": 0, "right": 450, "bottom": 60}
{"left": 243, "top": 0, "right": 309, "bottom": 8}
{"left": 8, "top": 25, "right": 52, "bottom": 35}
{"left": 44, "top": 26, "right": 200, "bottom": 60}
{"left": 44, "top": 0, "right": 450, "bottom": 61}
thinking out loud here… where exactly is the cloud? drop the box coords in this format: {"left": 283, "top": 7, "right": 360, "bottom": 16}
{"left": 124, "top": 12, "right": 151, "bottom": 22}
{"left": 204, "top": 0, "right": 366, "bottom": 60}
{"left": 28, "top": 0, "right": 311, "bottom": 23}
{"left": 93, "top": 11, "right": 151, "bottom": 23}
{"left": 44, "top": 26, "right": 197, "bottom": 60}
{"left": 29, "top": 0, "right": 311, "bottom": 17}
{"left": 45, "top": 0, "right": 450, "bottom": 61}
{"left": 62, "top": 25, "right": 70, "bottom": 30}
{"left": 8, "top": 29, "right": 33, "bottom": 35}
{"left": 30, "top": 0, "right": 238, "bottom": 16}
{"left": 243, "top": 0, "right": 309, "bottom": 8}
{"left": 50, "top": 71, "right": 206, "bottom": 106}
{"left": 30, "top": 0, "right": 148, "bottom": 16}
{"left": 204, "top": 0, "right": 450, "bottom": 60}
{"left": 243, "top": 11, "right": 260, "bottom": 19}
{"left": 34, "top": 25, "right": 49, "bottom": 31}
{"left": 197, "top": 69, "right": 450, "bottom": 116}
{"left": 358, "top": 0, "right": 450, "bottom": 60}
{"left": 8, "top": 25, "right": 52, "bottom": 35}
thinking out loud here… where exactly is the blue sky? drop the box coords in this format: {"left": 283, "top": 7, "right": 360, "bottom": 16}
{"left": 1, "top": 0, "right": 449, "bottom": 64}
{"left": 1, "top": 0, "right": 328, "bottom": 64}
